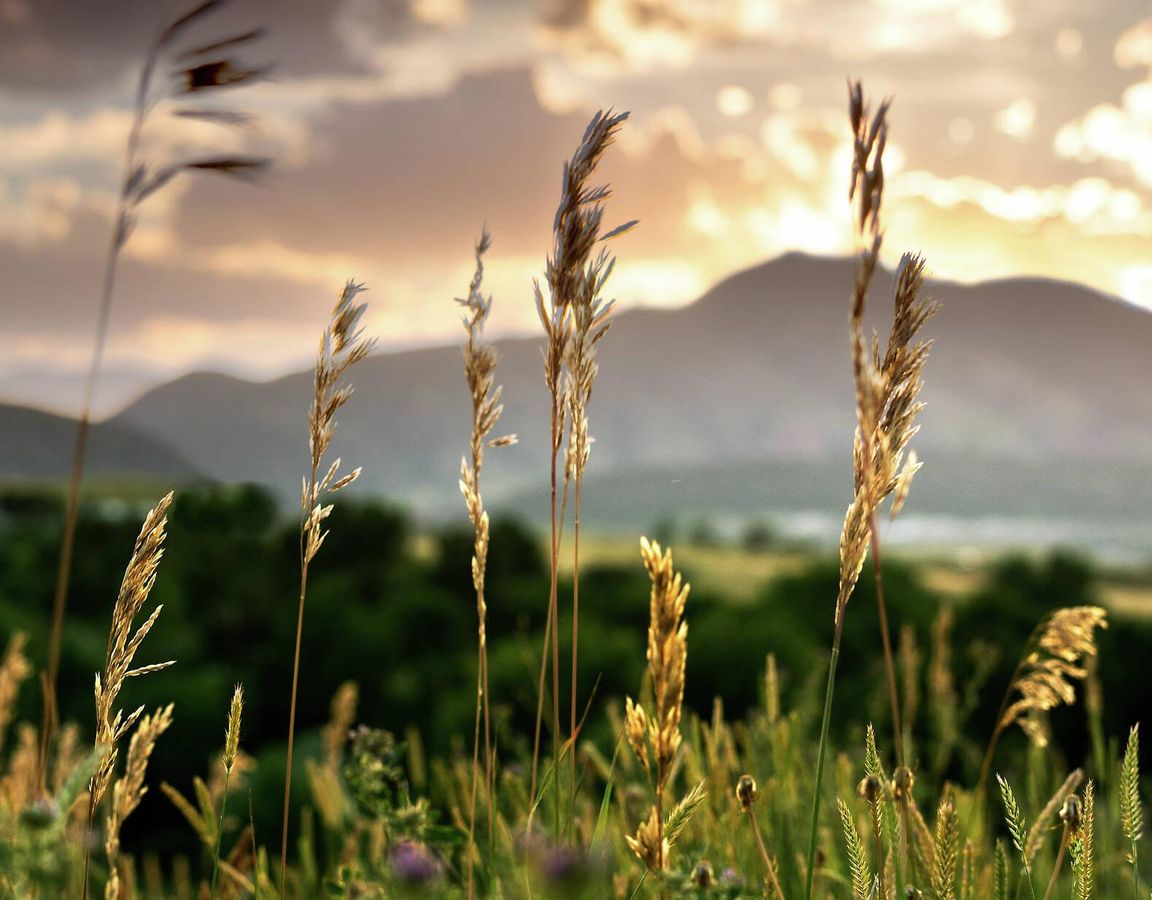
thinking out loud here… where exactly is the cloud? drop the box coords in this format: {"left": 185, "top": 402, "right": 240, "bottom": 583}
{"left": 3, "top": 0, "right": 1152, "bottom": 415}
{"left": 1055, "top": 82, "right": 1152, "bottom": 189}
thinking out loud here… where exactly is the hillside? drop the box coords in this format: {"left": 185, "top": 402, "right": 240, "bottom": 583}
{"left": 13, "top": 252, "right": 1152, "bottom": 539}
{"left": 0, "top": 403, "right": 200, "bottom": 483}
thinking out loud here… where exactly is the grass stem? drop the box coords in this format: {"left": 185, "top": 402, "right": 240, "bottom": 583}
{"left": 803, "top": 620, "right": 843, "bottom": 900}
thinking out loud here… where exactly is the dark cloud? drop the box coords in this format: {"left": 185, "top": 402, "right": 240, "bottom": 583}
{"left": 0, "top": 0, "right": 419, "bottom": 94}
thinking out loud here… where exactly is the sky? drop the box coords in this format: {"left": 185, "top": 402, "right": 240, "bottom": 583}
{"left": 2, "top": 0, "right": 1152, "bottom": 416}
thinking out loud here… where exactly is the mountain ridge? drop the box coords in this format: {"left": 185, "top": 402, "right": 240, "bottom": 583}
{"left": 5, "top": 252, "right": 1150, "bottom": 538}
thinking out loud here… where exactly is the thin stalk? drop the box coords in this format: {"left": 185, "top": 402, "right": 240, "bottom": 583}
{"left": 569, "top": 478, "right": 583, "bottom": 834}
{"left": 550, "top": 454, "right": 562, "bottom": 838}
{"left": 803, "top": 619, "right": 844, "bottom": 900}
{"left": 747, "top": 809, "right": 784, "bottom": 899}
{"left": 528, "top": 405, "right": 565, "bottom": 834}
{"left": 81, "top": 794, "right": 96, "bottom": 900}
{"left": 655, "top": 783, "right": 665, "bottom": 899}
{"left": 1041, "top": 823, "right": 1070, "bottom": 900}
{"left": 868, "top": 519, "right": 904, "bottom": 767}
{"left": 279, "top": 511, "right": 314, "bottom": 894}
{"left": 976, "top": 633, "right": 1039, "bottom": 799}
{"left": 468, "top": 663, "right": 483, "bottom": 899}
{"left": 210, "top": 764, "right": 235, "bottom": 899}
{"left": 39, "top": 42, "right": 155, "bottom": 793}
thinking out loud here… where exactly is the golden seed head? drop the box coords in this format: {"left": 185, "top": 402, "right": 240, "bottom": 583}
{"left": 224, "top": 684, "right": 243, "bottom": 770}
{"left": 892, "top": 766, "right": 915, "bottom": 801}
{"left": 624, "top": 806, "right": 666, "bottom": 871}
{"left": 736, "top": 774, "right": 758, "bottom": 811}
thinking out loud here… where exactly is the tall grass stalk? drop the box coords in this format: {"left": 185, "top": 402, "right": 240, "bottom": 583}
{"left": 1120, "top": 724, "right": 1142, "bottom": 898}
{"left": 83, "top": 492, "right": 177, "bottom": 899}
{"left": 804, "top": 80, "right": 937, "bottom": 900}
{"left": 210, "top": 685, "right": 243, "bottom": 899}
{"left": 38, "top": 0, "right": 269, "bottom": 792}
{"left": 527, "top": 109, "right": 634, "bottom": 835}
{"left": 279, "top": 282, "right": 374, "bottom": 892}
{"left": 804, "top": 620, "right": 843, "bottom": 900}
{"left": 563, "top": 151, "right": 633, "bottom": 825}
{"left": 977, "top": 607, "right": 1108, "bottom": 797}
{"left": 457, "top": 229, "right": 515, "bottom": 892}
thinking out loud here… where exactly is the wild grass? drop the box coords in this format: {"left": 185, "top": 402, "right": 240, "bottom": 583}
{"left": 803, "top": 80, "right": 938, "bottom": 900}
{"left": 457, "top": 227, "right": 516, "bottom": 894}
{"left": 0, "top": 19, "right": 1150, "bottom": 900}
{"left": 279, "top": 279, "right": 376, "bottom": 892}
{"left": 528, "top": 108, "right": 635, "bottom": 836}
{"left": 40, "top": 0, "right": 269, "bottom": 791}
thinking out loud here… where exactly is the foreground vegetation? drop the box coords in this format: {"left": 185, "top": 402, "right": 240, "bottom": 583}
{"left": 0, "top": 2, "right": 1149, "bottom": 897}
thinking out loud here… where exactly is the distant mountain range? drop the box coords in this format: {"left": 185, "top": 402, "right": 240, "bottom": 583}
{"left": 4, "top": 253, "right": 1152, "bottom": 547}
{"left": 0, "top": 403, "right": 198, "bottom": 483}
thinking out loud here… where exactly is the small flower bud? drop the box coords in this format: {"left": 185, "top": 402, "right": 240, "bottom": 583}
{"left": 892, "top": 766, "right": 915, "bottom": 801}
{"left": 857, "top": 774, "right": 883, "bottom": 803}
{"left": 692, "top": 859, "right": 714, "bottom": 888}
{"left": 1061, "top": 794, "right": 1083, "bottom": 834}
{"left": 736, "top": 774, "right": 758, "bottom": 811}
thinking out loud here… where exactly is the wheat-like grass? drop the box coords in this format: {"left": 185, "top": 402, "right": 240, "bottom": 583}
{"left": 210, "top": 684, "right": 243, "bottom": 900}
{"left": 456, "top": 228, "right": 515, "bottom": 888}
{"left": 932, "top": 797, "right": 959, "bottom": 900}
{"left": 40, "top": 0, "right": 269, "bottom": 791}
{"left": 83, "top": 491, "right": 176, "bottom": 897}
{"left": 805, "top": 80, "right": 938, "bottom": 900}
{"left": 1024, "top": 768, "right": 1083, "bottom": 865}
{"left": 997, "top": 774, "right": 1036, "bottom": 899}
{"left": 842, "top": 81, "right": 938, "bottom": 769}
{"left": 280, "top": 280, "right": 375, "bottom": 892}
{"left": 104, "top": 704, "right": 174, "bottom": 900}
{"left": 559, "top": 141, "right": 635, "bottom": 813}
{"left": 1120, "top": 724, "right": 1142, "bottom": 896}
{"left": 528, "top": 108, "right": 634, "bottom": 833}
{"left": 1070, "top": 781, "right": 1095, "bottom": 900}
{"left": 0, "top": 634, "right": 31, "bottom": 754}
{"left": 837, "top": 796, "right": 872, "bottom": 900}
{"left": 91, "top": 492, "right": 176, "bottom": 810}
{"left": 979, "top": 606, "right": 1108, "bottom": 794}
{"left": 623, "top": 537, "right": 696, "bottom": 874}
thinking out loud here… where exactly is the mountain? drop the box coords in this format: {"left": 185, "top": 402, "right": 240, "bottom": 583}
{"left": 24, "top": 253, "right": 1152, "bottom": 543}
{"left": 0, "top": 403, "right": 200, "bottom": 483}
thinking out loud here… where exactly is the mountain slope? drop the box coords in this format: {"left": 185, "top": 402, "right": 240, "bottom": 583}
{"left": 0, "top": 403, "right": 201, "bottom": 483}
{"left": 99, "top": 253, "right": 1152, "bottom": 529}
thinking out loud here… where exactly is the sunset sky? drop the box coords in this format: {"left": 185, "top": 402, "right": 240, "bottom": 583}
{"left": 2, "top": 0, "right": 1152, "bottom": 415}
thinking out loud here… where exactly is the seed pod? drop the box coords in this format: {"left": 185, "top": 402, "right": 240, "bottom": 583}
{"left": 736, "top": 774, "right": 758, "bottom": 811}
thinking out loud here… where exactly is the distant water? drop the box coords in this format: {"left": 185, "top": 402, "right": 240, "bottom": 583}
{"left": 748, "top": 511, "right": 1152, "bottom": 564}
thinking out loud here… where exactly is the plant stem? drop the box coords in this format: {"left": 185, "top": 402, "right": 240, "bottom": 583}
{"left": 1041, "top": 823, "right": 1069, "bottom": 900}
{"left": 747, "top": 809, "right": 784, "bottom": 899}
{"left": 976, "top": 625, "right": 1041, "bottom": 799}
{"left": 279, "top": 518, "right": 314, "bottom": 894}
{"left": 803, "top": 619, "right": 843, "bottom": 900}
{"left": 81, "top": 794, "right": 96, "bottom": 900}
{"left": 38, "top": 56, "right": 152, "bottom": 796}
{"left": 528, "top": 404, "right": 565, "bottom": 835}
{"left": 467, "top": 663, "right": 483, "bottom": 899}
{"left": 210, "top": 764, "right": 234, "bottom": 899}
{"left": 868, "top": 519, "right": 904, "bottom": 768}
{"left": 569, "top": 478, "right": 583, "bottom": 835}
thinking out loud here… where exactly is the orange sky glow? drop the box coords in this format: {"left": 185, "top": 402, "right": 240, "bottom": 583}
{"left": 2, "top": 0, "right": 1151, "bottom": 414}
